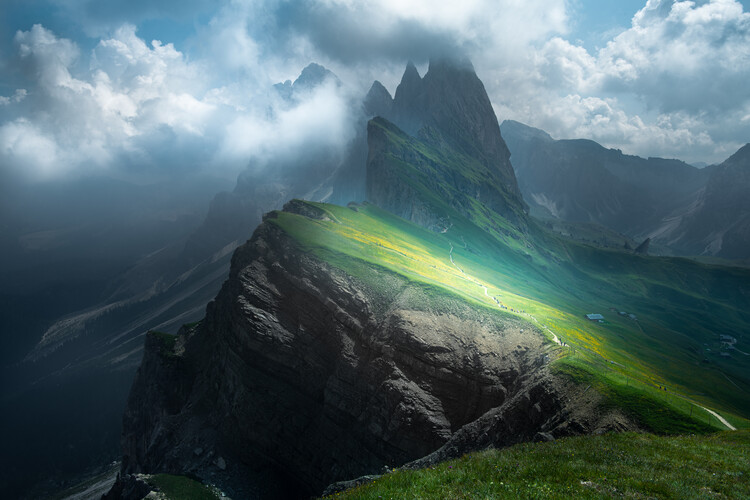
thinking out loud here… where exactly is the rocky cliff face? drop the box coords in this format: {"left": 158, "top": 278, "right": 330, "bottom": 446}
{"left": 500, "top": 121, "right": 750, "bottom": 260}
{"left": 653, "top": 144, "right": 750, "bottom": 259}
{"left": 366, "top": 60, "right": 527, "bottom": 227}
{"left": 365, "top": 118, "right": 455, "bottom": 232}
{"left": 113, "top": 60, "right": 636, "bottom": 499}
{"left": 117, "top": 201, "right": 629, "bottom": 499}
{"left": 408, "top": 58, "right": 520, "bottom": 204}
{"left": 500, "top": 120, "right": 709, "bottom": 239}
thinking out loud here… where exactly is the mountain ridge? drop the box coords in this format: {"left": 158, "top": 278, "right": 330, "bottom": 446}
{"left": 108, "top": 60, "right": 750, "bottom": 500}
{"left": 499, "top": 120, "right": 750, "bottom": 259}
{"left": 113, "top": 200, "right": 635, "bottom": 499}
{"left": 368, "top": 58, "right": 527, "bottom": 224}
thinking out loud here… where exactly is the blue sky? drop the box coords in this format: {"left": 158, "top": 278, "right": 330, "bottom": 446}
{"left": 574, "top": 0, "right": 750, "bottom": 46}
{"left": 573, "top": 0, "right": 667, "bottom": 48}
{"left": 1, "top": 0, "right": 749, "bottom": 183}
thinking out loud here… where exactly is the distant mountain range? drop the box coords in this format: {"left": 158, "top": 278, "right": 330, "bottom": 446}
{"left": 4, "top": 58, "right": 750, "bottom": 498}
{"left": 0, "top": 63, "right": 369, "bottom": 497}
{"left": 652, "top": 144, "right": 750, "bottom": 259}
{"left": 107, "top": 58, "right": 750, "bottom": 499}
{"left": 501, "top": 120, "right": 750, "bottom": 260}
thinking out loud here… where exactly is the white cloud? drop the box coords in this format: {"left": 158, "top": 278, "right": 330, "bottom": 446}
{"left": 490, "top": 0, "right": 750, "bottom": 163}
{"left": 277, "top": 0, "right": 569, "bottom": 63}
{"left": 0, "top": 119, "right": 61, "bottom": 176}
{"left": 598, "top": 0, "right": 750, "bottom": 110}
{"left": 3, "top": 0, "right": 748, "bottom": 179}
{"left": 0, "top": 22, "right": 356, "bottom": 180}
{"left": 219, "top": 79, "right": 352, "bottom": 163}
{"left": 0, "top": 89, "right": 28, "bottom": 106}
{"left": 340, "top": 0, "right": 570, "bottom": 48}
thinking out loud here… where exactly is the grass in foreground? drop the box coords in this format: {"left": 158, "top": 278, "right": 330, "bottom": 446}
{"left": 147, "top": 474, "right": 219, "bottom": 500}
{"left": 328, "top": 431, "right": 750, "bottom": 499}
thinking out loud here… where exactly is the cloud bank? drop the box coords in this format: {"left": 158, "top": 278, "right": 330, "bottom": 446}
{"left": 0, "top": 20, "right": 355, "bottom": 182}
{"left": 1, "top": 0, "right": 748, "bottom": 183}
{"left": 490, "top": 0, "right": 750, "bottom": 163}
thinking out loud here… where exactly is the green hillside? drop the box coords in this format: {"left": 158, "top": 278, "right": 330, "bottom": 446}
{"left": 326, "top": 431, "right": 750, "bottom": 499}
{"left": 268, "top": 198, "right": 750, "bottom": 433}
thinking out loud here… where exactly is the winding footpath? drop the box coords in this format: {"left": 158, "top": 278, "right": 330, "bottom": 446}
{"left": 447, "top": 243, "right": 739, "bottom": 429}
{"left": 698, "top": 405, "right": 737, "bottom": 431}
{"left": 527, "top": 315, "right": 562, "bottom": 346}
{"left": 448, "top": 243, "right": 561, "bottom": 346}
{"left": 448, "top": 243, "right": 495, "bottom": 302}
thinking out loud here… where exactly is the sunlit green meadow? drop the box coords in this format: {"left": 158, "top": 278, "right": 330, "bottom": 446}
{"left": 270, "top": 200, "right": 750, "bottom": 432}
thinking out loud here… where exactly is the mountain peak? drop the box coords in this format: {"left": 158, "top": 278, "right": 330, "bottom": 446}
{"left": 420, "top": 59, "right": 523, "bottom": 210}
{"left": 364, "top": 80, "right": 393, "bottom": 117}
{"left": 383, "top": 58, "right": 525, "bottom": 218}
{"left": 725, "top": 143, "right": 750, "bottom": 166}
{"left": 386, "top": 62, "right": 419, "bottom": 136}
{"left": 397, "top": 61, "right": 422, "bottom": 93}
{"left": 500, "top": 120, "right": 554, "bottom": 143}
{"left": 293, "top": 62, "right": 339, "bottom": 92}
{"left": 402, "top": 60, "right": 421, "bottom": 83}
{"left": 426, "top": 55, "right": 475, "bottom": 75}
{"left": 275, "top": 63, "right": 340, "bottom": 101}
{"left": 392, "top": 61, "right": 423, "bottom": 128}
{"left": 274, "top": 63, "right": 340, "bottom": 101}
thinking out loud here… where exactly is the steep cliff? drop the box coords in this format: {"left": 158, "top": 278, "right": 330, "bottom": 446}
{"left": 116, "top": 201, "right": 629, "bottom": 499}
{"left": 500, "top": 119, "right": 709, "bottom": 240}
{"left": 365, "top": 116, "right": 528, "bottom": 241}
{"left": 367, "top": 60, "right": 527, "bottom": 228}
{"left": 498, "top": 121, "right": 750, "bottom": 260}
{"left": 110, "top": 60, "right": 750, "bottom": 500}
{"left": 652, "top": 143, "right": 750, "bottom": 259}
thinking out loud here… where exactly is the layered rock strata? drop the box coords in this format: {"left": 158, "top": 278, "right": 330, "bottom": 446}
{"left": 116, "top": 202, "right": 631, "bottom": 499}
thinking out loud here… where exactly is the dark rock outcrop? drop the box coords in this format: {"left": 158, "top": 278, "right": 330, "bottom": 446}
{"left": 634, "top": 237, "right": 651, "bottom": 255}
{"left": 102, "top": 473, "right": 153, "bottom": 500}
{"left": 655, "top": 143, "right": 750, "bottom": 259}
{"left": 117, "top": 205, "right": 627, "bottom": 498}
{"left": 368, "top": 59, "right": 527, "bottom": 226}
{"left": 500, "top": 119, "right": 709, "bottom": 240}
{"left": 363, "top": 80, "right": 393, "bottom": 118}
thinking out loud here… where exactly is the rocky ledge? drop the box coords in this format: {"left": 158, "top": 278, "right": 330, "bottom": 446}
{"left": 110, "top": 202, "right": 633, "bottom": 499}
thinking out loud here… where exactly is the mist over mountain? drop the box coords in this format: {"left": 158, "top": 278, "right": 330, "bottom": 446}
{"left": 3, "top": 2, "right": 750, "bottom": 498}
{"left": 108, "top": 59, "right": 628, "bottom": 499}
{"left": 653, "top": 143, "right": 750, "bottom": 259}
{"left": 501, "top": 120, "right": 750, "bottom": 260}
{"left": 2, "top": 53, "right": 749, "bottom": 499}
{"left": 0, "top": 62, "right": 367, "bottom": 498}
{"left": 106, "top": 59, "right": 750, "bottom": 500}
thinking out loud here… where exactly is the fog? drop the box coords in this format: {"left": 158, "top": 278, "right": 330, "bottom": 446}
{"left": 1, "top": 24, "right": 361, "bottom": 183}
{"left": 3, "top": 1, "right": 749, "bottom": 189}
{"left": 1, "top": 0, "right": 750, "bottom": 496}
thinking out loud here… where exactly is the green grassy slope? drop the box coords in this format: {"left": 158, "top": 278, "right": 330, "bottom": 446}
{"left": 268, "top": 199, "right": 750, "bottom": 433}
{"left": 365, "top": 116, "right": 750, "bottom": 426}
{"left": 327, "top": 431, "right": 750, "bottom": 499}
{"left": 147, "top": 474, "right": 220, "bottom": 500}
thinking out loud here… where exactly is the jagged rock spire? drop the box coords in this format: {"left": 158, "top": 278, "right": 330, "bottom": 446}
{"left": 364, "top": 80, "right": 393, "bottom": 117}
